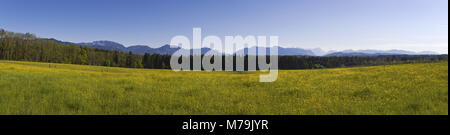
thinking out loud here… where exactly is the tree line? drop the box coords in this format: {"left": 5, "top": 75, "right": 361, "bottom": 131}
{"left": 170, "top": 55, "right": 447, "bottom": 70}
{"left": 0, "top": 29, "right": 448, "bottom": 70}
{"left": 0, "top": 29, "right": 166, "bottom": 68}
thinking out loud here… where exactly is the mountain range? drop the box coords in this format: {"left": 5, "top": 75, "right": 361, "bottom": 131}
{"left": 47, "top": 39, "right": 441, "bottom": 56}
{"left": 324, "top": 49, "right": 440, "bottom": 56}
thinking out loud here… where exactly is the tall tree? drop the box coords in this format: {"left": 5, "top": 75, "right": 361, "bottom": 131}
{"left": 76, "top": 46, "right": 88, "bottom": 65}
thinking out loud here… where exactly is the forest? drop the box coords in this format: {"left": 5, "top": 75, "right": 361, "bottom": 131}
{"left": 0, "top": 29, "right": 448, "bottom": 70}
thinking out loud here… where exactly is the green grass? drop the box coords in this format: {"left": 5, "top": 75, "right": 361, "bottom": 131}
{"left": 0, "top": 60, "right": 447, "bottom": 115}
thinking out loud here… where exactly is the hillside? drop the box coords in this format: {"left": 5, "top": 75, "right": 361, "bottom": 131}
{"left": 0, "top": 60, "right": 447, "bottom": 115}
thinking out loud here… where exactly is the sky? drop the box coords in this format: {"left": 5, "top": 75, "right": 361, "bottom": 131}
{"left": 0, "top": 0, "right": 448, "bottom": 54}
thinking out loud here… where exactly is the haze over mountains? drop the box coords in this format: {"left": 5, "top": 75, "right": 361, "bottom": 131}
{"left": 324, "top": 49, "right": 441, "bottom": 56}
{"left": 48, "top": 38, "right": 442, "bottom": 56}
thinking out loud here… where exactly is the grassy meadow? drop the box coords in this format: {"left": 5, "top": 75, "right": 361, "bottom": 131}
{"left": 0, "top": 60, "right": 447, "bottom": 115}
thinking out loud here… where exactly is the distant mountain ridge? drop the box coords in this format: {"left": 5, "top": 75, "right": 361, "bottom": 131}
{"left": 47, "top": 39, "right": 441, "bottom": 56}
{"left": 234, "top": 46, "right": 315, "bottom": 56}
{"left": 49, "top": 39, "right": 221, "bottom": 55}
{"left": 325, "top": 49, "right": 439, "bottom": 56}
{"left": 79, "top": 41, "right": 128, "bottom": 52}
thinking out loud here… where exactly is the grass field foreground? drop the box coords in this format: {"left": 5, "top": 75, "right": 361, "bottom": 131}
{"left": 0, "top": 60, "right": 447, "bottom": 115}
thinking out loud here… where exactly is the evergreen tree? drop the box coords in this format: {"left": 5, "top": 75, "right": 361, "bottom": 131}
{"left": 76, "top": 46, "right": 88, "bottom": 65}
{"left": 143, "top": 53, "right": 150, "bottom": 68}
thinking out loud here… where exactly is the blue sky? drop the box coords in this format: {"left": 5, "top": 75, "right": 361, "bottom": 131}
{"left": 0, "top": 0, "right": 448, "bottom": 53}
